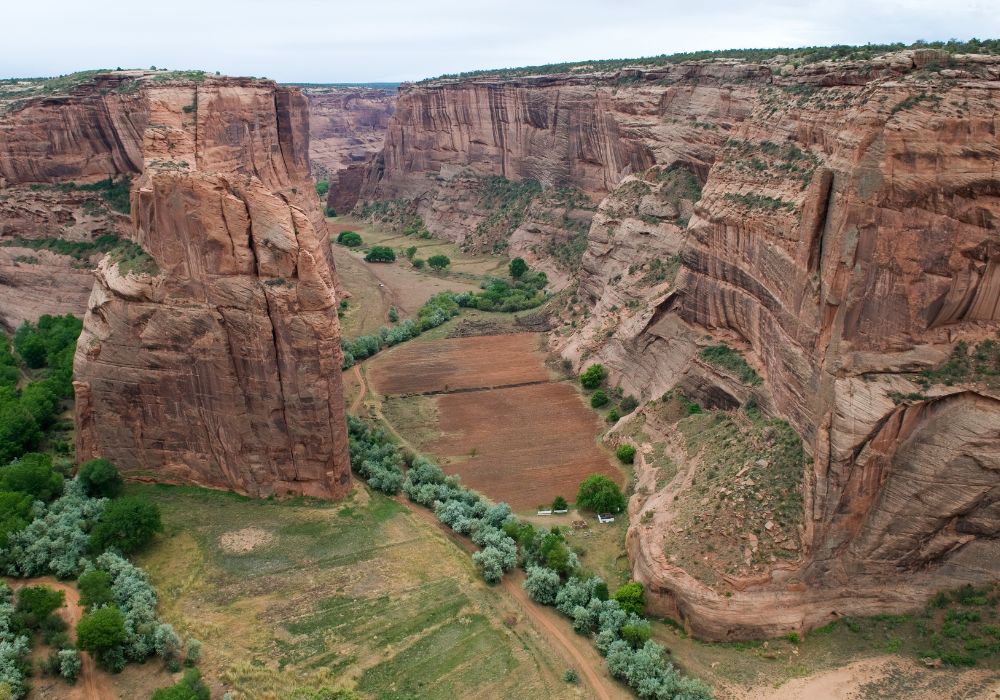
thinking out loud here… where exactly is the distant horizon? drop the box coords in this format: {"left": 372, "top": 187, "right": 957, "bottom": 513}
{"left": 3, "top": 36, "right": 998, "bottom": 86}
{"left": 3, "top": 0, "right": 999, "bottom": 83}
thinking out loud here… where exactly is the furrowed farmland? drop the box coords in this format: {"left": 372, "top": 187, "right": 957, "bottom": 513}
{"left": 368, "top": 333, "right": 623, "bottom": 510}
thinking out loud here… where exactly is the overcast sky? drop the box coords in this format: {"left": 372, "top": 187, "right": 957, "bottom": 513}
{"left": 4, "top": 0, "right": 997, "bottom": 83}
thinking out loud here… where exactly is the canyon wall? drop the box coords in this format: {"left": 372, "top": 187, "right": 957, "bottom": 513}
{"left": 1, "top": 71, "right": 351, "bottom": 499}
{"left": 304, "top": 87, "right": 395, "bottom": 214}
{"left": 365, "top": 51, "right": 1000, "bottom": 637}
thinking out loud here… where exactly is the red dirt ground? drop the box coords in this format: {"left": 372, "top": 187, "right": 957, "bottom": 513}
{"left": 368, "top": 333, "right": 623, "bottom": 510}
{"left": 368, "top": 333, "right": 552, "bottom": 395}
{"left": 429, "top": 382, "right": 622, "bottom": 509}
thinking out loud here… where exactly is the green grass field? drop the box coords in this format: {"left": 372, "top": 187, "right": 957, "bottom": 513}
{"left": 133, "top": 483, "right": 575, "bottom": 700}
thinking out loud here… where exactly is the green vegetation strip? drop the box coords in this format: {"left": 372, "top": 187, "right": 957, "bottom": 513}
{"left": 422, "top": 39, "right": 1000, "bottom": 82}
{"left": 348, "top": 416, "right": 713, "bottom": 699}
{"left": 698, "top": 344, "right": 762, "bottom": 386}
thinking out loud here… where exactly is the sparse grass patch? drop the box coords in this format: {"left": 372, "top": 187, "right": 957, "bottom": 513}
{"left": 699, "top": 344, "right": 762, "bottom": 386}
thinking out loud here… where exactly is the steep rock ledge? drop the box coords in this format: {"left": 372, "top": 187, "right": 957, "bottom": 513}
{"left": 363, "top": 50, "right": 1000, "bottom": 637}
{"left": 35, "top": 72, "right": 356, "bottom": 499}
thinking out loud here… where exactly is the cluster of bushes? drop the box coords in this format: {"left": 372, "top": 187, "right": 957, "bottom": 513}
{"left": 0, "top": 582, "right": 36, "bottom": 697}
{"left": 58, "top": 177, "right": 131, "bottom": 215}
{"left": 723, "top": 192, "right": 795, "bottom": 213}
{"left": 424, "top": 40, "right": 1000, "bottom": 83}
{"left": 577, "top": 363, "right": 639, "bottom": 423}
{"left": 346, "top": 417, "right": 404, "bottom": 494}
{"left": 76, "top": 552, "right": 196, "bottom": 673}
{"left": 108, "top": 240, "right": 158, "bottom": 276}
{"left": 920, "top": 337, "right": 1000, "bottom": 388}
{"left": 336, "top": 231, "right": 362, "bottom": 247}
{"left": 1, "top": 234, "right": 122, "bottom": 262}
{"left": 364, "top": 245, "right": 396, "bottom": 263}
{"left": 409, "top": 461, "right": 521, "bottom": 583}
{"left": 346, "top": 417, "right": 710, "bottom": 698}
{"left": 576, "top": 474, "right": 626, "bottom": 514}
{"left": 152, "top": 668, "right": 210, "bottom": 700}
{"left": 341, "top": 293, "right": 460, "bottom": 368}
{"left": 0, "top": 458, "right": 184, "bottom": 696}
{"left": 427, "top": 254, "right": 450, "bottom": 270}
{"left": 698, "top": 344, "right": 762, "bottom": 387}
{"left": 357, "top": 199, "right": 431, "bottom": 238}
{"left": 522, "top": 545, "right": 711, "bottom": 698}
{"left": 0, "top": 315, "right": 81, "bottom": 463}
{"left": 474, "top": 176, "right": 543, "bottom": 240}
{"left": 1, "top": 457, "right": 160, "bottom": 580}
{"left": 453, "top": 271, "right": 548, "bottom": 312}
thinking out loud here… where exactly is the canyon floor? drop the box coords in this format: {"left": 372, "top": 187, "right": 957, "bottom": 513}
{"left": 129, "top": 220, "right": 999, "bottom": 699}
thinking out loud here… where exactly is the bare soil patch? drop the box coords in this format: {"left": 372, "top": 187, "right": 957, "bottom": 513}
{"left": 368, "top": 333, "right": 552, "bottom": 396}
{"left": 429, "top": 382, "right": 622, "bottom": 509}
{"left": 219, "top": 527, "right": 274, "bottom": 554}
{"left": 369, "top": 333, "right": 622, "bottom": 510}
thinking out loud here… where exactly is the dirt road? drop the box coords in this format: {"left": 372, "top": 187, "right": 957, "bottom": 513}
{"left": 400, "top": 499, "right": 630, "bottom": 700}
{"left": 6, "top": 576, "right": 117, "bottom": 700}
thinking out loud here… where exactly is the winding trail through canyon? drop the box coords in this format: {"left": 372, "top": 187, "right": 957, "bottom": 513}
{"left": 6, "top": 576, "right": 116, "bottom": 700}
{"left": 401, "top": 499, "right": 628, "bottom": 700}
{"left": 349, "top": 360, "right": 628, "bottom": 700}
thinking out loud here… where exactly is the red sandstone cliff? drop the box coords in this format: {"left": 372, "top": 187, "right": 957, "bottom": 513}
{"left": 304, "top": 87, "right": 395, "bottom": 214}
{"left": 363, "top": 50, "right": 1000, "bottom": 637}
{"left": 0, "top": 71, "right": 350, "bottom": 499}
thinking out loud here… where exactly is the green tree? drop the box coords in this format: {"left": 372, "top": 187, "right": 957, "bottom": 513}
{"left": 77, "top": 458, "right": 124, "bottom": 498}
{"left": 0, "top": 453, "right": 64, "bottom": 502}
{"left": 336, "top": 231, "right": 362, "bottom": 247}
{"left": 590, "top": 390, "right": 609, "bottom": 408}
{"left": 552, "top": 496, "right": 568, "bottom": 511}
{"left": 58, "top": 648, "right": 81, "bottom": 682}
{"left": 151, "top": 668, "right": 210, "bottom": 700}
{"left": 509, "top": 257, "right": 529, "bottom": 279}
{"left": 427, "top": 254, "right": 451, "bottom": 270}
{"left": 90, "top": 497, "right": 162, "bottom": 554}
{"left": 620, "top": 621, "right": 652, "bottom": 647}
{"left": 76, "top": 606, "right": 126, "bottom": 654}
{"left": 412, "top": 258, "right": 425, "bottom": 269}
{"left": 613, "top": 581, "right": 645, "bottom": 616}
{"left": 19, "top": 381, "right": 59, "bottom": 428}
{"left": 579, "top": 364, "right": 606, "bottom": 390}
{"left": 315, "top": 180, "right": 330, "bottom": 197}
{"left": 576, "top": 474, "right": 625, "bottom": 514}
{"left": 405, "top": 246, "right": 417, "bottom": 259}
{"left": 0, "top": 404, "right": 41, "bottom": 464}
{"left": 616, "top": 444, "right": 636, "bottom": 464}
{"left": 77, "top": 569, "right": 115, "bottom": 610}
{"left": 388, "top": 306, "right": 399, "bottom": 323}
{"left": 523, "top": 566, "right": 562, "bottom": 605}
{"left": 364, "top": 246, "right": 396, "bottom": 263}
{"left": 15, "top": 335, "right": 47, "bottom": 369}
{"left": 16, "top": 585, "right": 65, "bottom": 625}
{"left": 0, "top": 491, "right": 33, "bottom": 547}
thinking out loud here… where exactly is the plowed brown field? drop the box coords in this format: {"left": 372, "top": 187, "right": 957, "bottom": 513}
{"left": 368, "top": 333, "right": 552, "bottom": 395}
{"left": 368, "top": 333, "right": 623, "bottom": 510}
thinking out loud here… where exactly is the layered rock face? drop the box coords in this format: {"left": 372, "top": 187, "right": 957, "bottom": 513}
{"left": 366, "top": 51, "right": 1000, "bottom": 637}
{"left": 304, "top": 87, "right": 395, "bottom": 214}
{"left": 0, "top": 72, "right": 331, "bottom": 327}
{"left": 0, "top": 72, "right": 353, "bottom": 499}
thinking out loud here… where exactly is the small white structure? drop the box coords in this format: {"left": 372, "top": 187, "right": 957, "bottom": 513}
{"left": 597, "top": 513, "right": 616, "bottom": 524}
{"left": 553, "top": 509, "right": 569, "bottom": 514}
{"left": 536, "top": 509, "right": 553, "bottom": 516}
